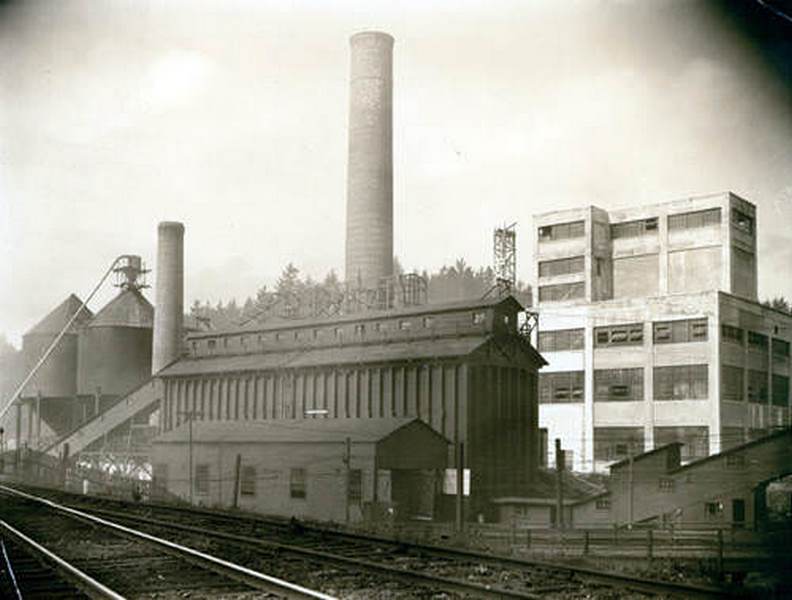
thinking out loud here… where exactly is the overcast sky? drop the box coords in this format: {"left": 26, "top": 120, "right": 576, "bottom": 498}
{"left": 1, "top": 0, "right": 791, "bottom": 345}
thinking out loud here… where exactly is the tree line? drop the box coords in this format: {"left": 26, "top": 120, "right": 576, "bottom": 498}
{"left": 188, "top": 258, "right": 532, "bottom": 330}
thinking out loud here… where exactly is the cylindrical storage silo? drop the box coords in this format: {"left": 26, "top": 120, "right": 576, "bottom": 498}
{"left": 77, "top": 288, "right": 154, "bottom": 397}
{"left": 20, "top": 294, "right": 92, "bottom": 398}
{"left": 152, "top": 221, "right": 184, "bottom": 373}
{"left": 345, "top": 31, "right": 394, "bottom": 289}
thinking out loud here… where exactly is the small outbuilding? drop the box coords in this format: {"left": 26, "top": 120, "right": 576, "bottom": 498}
{"left": 151, "top": 417, "right": 449, "bottom": 523}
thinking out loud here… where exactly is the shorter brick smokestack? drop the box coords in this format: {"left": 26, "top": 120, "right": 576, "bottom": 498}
{"left": 152, "top": 221, "right": 184, "bottom": 373}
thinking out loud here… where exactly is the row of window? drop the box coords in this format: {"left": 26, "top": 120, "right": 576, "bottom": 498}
{"left": 722, "top": 324, "right": 790, "bottom": 357}
{"left": 539, "top": 207, "right": 753, "bottom": 246}
{"left": 539, "top": 365, "right": 709, "bottom": 403}
{"left": 537, "top": 282, "right": 585, "bottom": 302}
{"left": 195, "top": 310, "right": 493, "bottom": 353}
{"left": 668, "top": 207, "right": 722, "bottom": 231}
{"left": 193, "top": 465, "right": 363, "bottom": 502}
{"left": 541, "top": 366, "right": 790, "bottom": 406}
{"left": 722, "top": 366, "right": 789, "bottom": 406}
{"left": 538, "top": 255, "right": 584, "bottom": 278}
{"left": 537, "top": 220, "right": 585, "bottom": 241}
{"left": 593, "top": 426, "right": 709, "bottom": 462}
{"left": 611, "top": 217, "right": 658, "bottom": 239}
{"left": 541, "top": 321, "right": 790, "bottom": 352}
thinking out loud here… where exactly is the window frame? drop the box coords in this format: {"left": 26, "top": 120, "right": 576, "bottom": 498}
{"left": 290, "top": 467, "right": 307, "bottom": 499}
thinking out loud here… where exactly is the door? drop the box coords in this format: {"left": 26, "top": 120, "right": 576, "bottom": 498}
{"left": 732, "top": 498, "right": 745, "bottom": 528}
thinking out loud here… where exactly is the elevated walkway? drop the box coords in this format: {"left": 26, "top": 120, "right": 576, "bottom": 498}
{"left": 43, "top": 378, "right": 162, "bottom": 460}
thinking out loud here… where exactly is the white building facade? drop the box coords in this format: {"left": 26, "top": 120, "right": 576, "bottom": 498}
{"left": 533, "top": 192, "right": 791, "bottom": 472}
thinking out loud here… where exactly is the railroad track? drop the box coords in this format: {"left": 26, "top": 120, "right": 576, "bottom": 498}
{"left": 6, "top": 485, "right": 737, "bottom": 599}
{"left": 0, "top": 485, "right": 333, "bottom": 599}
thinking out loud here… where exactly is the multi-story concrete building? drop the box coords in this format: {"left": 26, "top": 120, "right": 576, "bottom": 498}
{"left": 533, "top": 192, "right": 792, "bottom": 472}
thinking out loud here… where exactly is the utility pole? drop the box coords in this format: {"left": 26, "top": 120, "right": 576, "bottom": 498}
{"left": 627, "top": 440, "right": 634, "bottom": 530}
{"left": 455, "top": 441, "right": 465, "bottom": 532}
{"left": 555, "top": 438, "right": 565, "bottom": 529}
{"left": 343, "top": 437, "right": 351, "bottom": 525}
{"left": 177, "top": 409, "right": 203, "bottom": 504}
{"left": 232, "top": 453, "right": 242, "bottom": 509}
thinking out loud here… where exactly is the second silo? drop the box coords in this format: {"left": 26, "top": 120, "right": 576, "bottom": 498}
{"left": 21, "top": 294, "right": 93, "bottom": 399}
{"left": 77, "top": 268, "right": 154, "bottom": 398}
{"left": 345, "top": 31, "right": 394, "bottom": 289}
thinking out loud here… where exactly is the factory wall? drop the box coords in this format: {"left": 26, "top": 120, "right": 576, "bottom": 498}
{"left": 157, "top": 298, "right": 545, "bottom": 517}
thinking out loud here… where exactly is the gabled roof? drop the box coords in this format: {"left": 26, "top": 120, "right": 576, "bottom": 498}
{"left": 26, "top": 294, "right": 93, "bottom": 336}
{"left": 90, "top": 289, "right": 153, "bottom": 329}
{"left": 609, "top": 442, "right": 682, "bottom": 471}
{"left": 670, "top": 428, "right": 792, "bottom": 475}
{"left": 158, "top": 335, "right": 489, "bottom": 377}
{"left": 189, "top": 295, "right": 526, "bottom": 339}
{"left": 154, "top": 417, "right": 443, "bottom": 444}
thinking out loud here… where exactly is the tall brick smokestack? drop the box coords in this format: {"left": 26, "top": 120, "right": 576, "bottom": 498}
{"left": 152, "top": 221, "right": 184, "bottom": 374}
{"left": 345, "top": 31, "right": 394, "bottom": 289}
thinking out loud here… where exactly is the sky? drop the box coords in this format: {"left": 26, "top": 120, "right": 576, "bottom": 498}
{"left": 1, "top": 0, "right": 791, "bottom": 346}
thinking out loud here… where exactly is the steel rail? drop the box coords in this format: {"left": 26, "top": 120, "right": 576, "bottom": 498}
{"left": 93, "top": 496, "right": 734, "bottom": 599}
{"left": 0, "top": 518, "right": 125, "bottom": 600}
{"left": 54, "top": 506, "right": 545, "bottom": 600}
{"left": 0, "top": 485, "right": 335, "bottom": 600}
{"left": 7, "top": 485, "right": 739, "bottom": 598}
{"left": 0, "top": 538, "right": 23, "bottom": 600}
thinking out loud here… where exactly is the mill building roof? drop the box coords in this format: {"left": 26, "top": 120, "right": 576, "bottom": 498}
{"left": 25, "top": 294, "right": 93, "bottom": 336}
{"left": 158, "top": 336, "right": 489, "bottom": 377}
{"left": 154, "top": 417, "right": 448, "bottom": 445}
{"left": 188, "top": 295, "right": 526, "bottom": 339}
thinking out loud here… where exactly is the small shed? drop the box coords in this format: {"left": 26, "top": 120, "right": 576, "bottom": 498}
{"left": 151, "top": 417, "right": 449, "bottom": 523}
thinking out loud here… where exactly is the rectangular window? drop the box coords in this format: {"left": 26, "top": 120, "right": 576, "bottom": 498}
{"left": 653, "top": 365, "right": 708, "bottom": 400}
{"left": 772, "top": 374, "right": 789, "bottom": 407}
{"left": 538, "top": 282, "right": 585, "bottom": 302}
{"left": 539, "top": 371, "right": 584, "bottom": 403}
{"left": 399, "top": 320, "right": 412, "bottom": 331}
{"left": 290, "top": 468, "right": 307, "bottom": 499}
{"left": 354, "top": 324, "right": 365, "bottom": 336}
{"left": 731, "top": 209, "right": 754, "bottom": 235}
{"left": 747, "top": 331, "right": 769, "bottom": 351}
{"left": 658, "top": 478, "right": 675, "bottom": 492}
{"left": 538, "top": 256, "right": 585, "bottom": 277}
{"left": 472, "top": 311, "right": 486, "bottom": 324}
{"left": 653, "top": 318, "right": 708, "bottom": 344}
{"left": 348, "top": 469, "right": 362, "bottom": 504}
{"left": 334, "top": 327, "right": 344, "bottom": 338}
{"left": 747, "top": 370, "right": 769, "bottom": 404}
{"left": 594, "top": 368, "right": 644, "bottom": 402}
{"left": 240, "top": 465, "right": 256, "bottom": 497}
{"left": 537, "top": 328, "right": 584, "bottom": 352}
{"left": 668, "top": 208, "right": 721, "bottom": 231}
{"left": 595, "top": 498, "right": 611, "bottom": 510}
{"left": 772, "top": 338, "right": 790, "bottom": 359}
{"left": 537, "top": 220, "right": 585, "bottom": 242}
{"left": 593, "top": 427, "right": 644, "bottom": 461}
{"left": 706, "top": 501, "right": 724, "bottom": 517}
{"left": 194, "top": 464, "right": 210, "bottom": 496}
{"left": 654, "top": 426, "right": 709, "bottom": 461}
{"left": 611, "top": 217, "right": 659, "bottom": 239}
{"left": 721, "top": 324, "right": 744, "bottom": 345}
{"left": 721, "top": 365, "right": 744, "bottom": 402}
{"left": 594, "top": 323, "right": 644, "bottom": 347}
{"left": 207, "top": 339, "right": 217, "bottom": 350}
{"left": 423, "top": 316, "right": 434, "bottom": 328}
